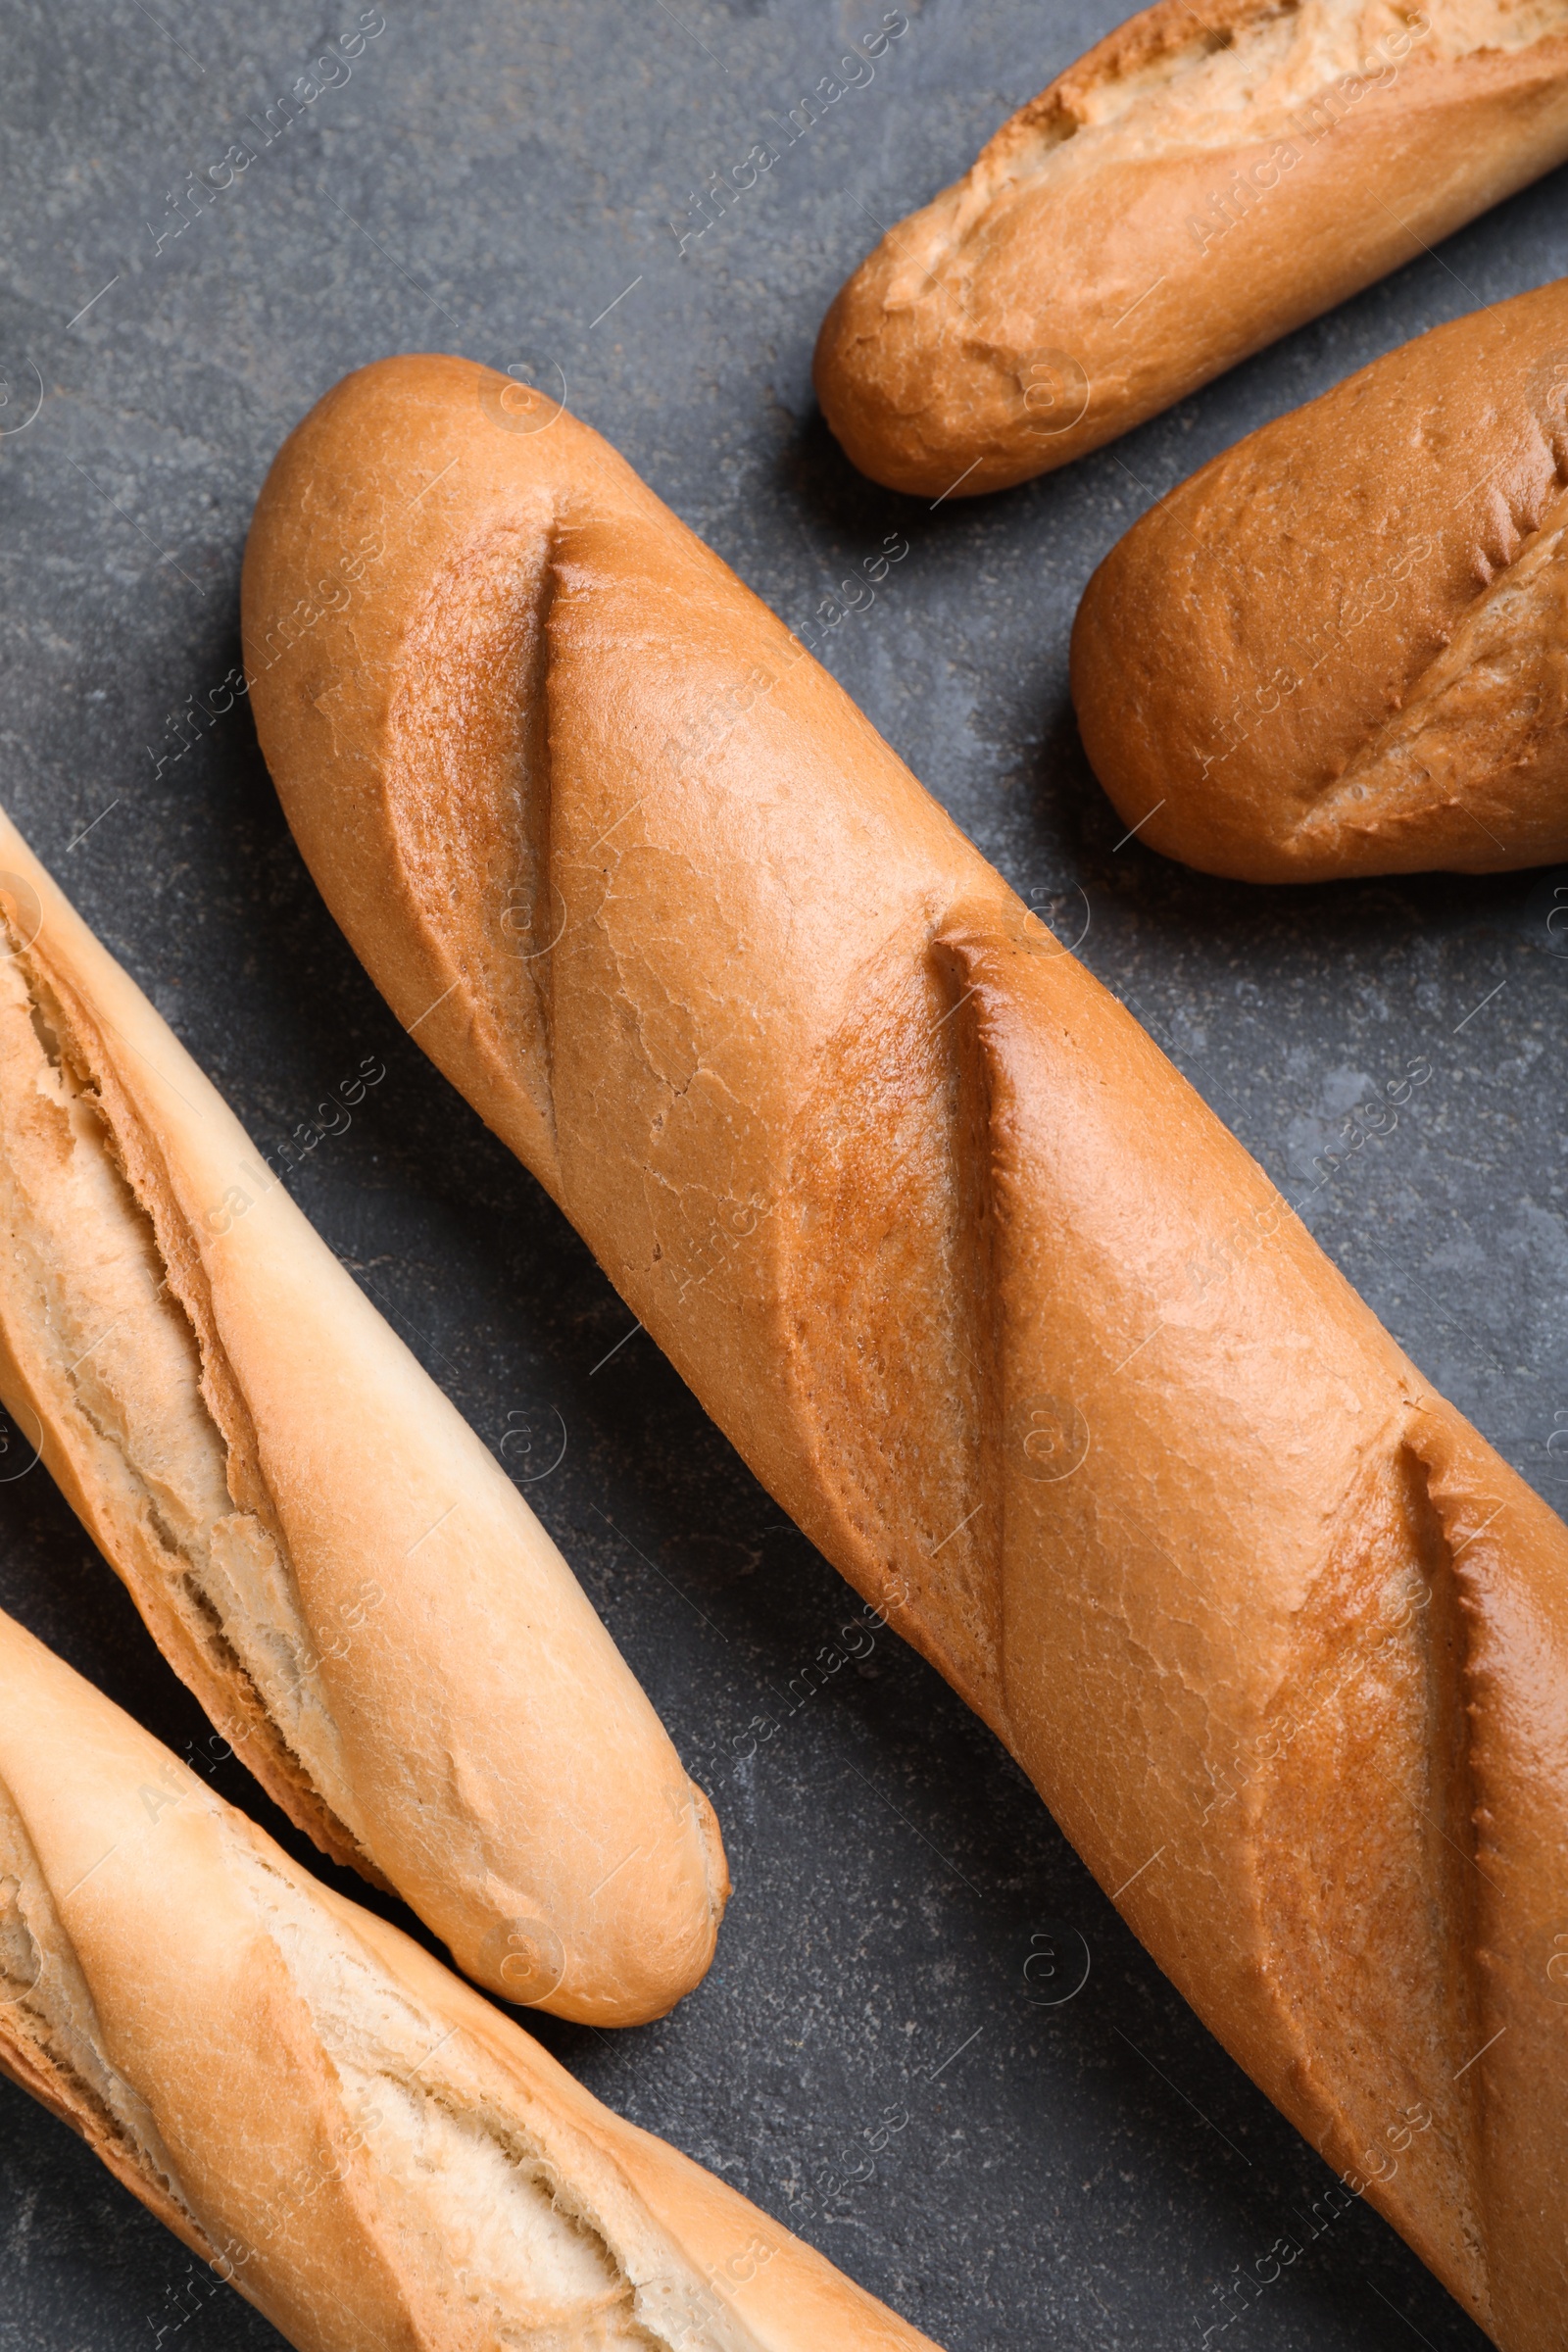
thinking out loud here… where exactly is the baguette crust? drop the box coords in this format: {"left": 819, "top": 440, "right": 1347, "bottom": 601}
{"left": 0, "top": 810, "right": 726, "bottom": 2024}
{"left": 812, "top": 0, "right": 1568, "bottom": 496}
{"left": 1071, "top": 275, "right": 1568, "bottom": 879}
{"left": 0, "top": 1606, "right": 936, "bottom": 2352}
{"left": 244, "top": 356, "right": 1568, "bottom": 2346}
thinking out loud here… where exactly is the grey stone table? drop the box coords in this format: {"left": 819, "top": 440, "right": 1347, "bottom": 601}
{"left": 0, "top": 5, "right": 1560, "bottom": 2347}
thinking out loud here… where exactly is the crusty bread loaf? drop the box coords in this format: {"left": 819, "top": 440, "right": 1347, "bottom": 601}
{"left": 0, "top": 1602, "right": 935, "bottom": 2352}
{"left": 812, "top": 0, "right": 1568, "bottom": 497}
{"left": 1071, "top": 274, "right": 1568, "bottom": 880}
{"left": 0, "top": 808, "right": 725, "bottom": 2025}
{"left": 243, "top": 354, "right": 1568, "bottom": 2347}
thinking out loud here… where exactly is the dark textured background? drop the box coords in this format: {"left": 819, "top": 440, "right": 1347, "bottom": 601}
{"left": 0, "top": 5, "right": 1563, "bottom": 2347}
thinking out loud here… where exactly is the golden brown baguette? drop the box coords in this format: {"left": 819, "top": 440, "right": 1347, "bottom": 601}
{"left": 243, "top": 354, "right": 1568, "bottom": 2348}
{"left": 0, "top": 807, "right": 725, "bottom": 2025}
{"left": 1071, "top": 274, "right": 1568, "bottom": 880}
{"left": 0, "top": 1602, "right": 936, "bottom": 2352}
{"left": 812, "top": 0, "right": 1568, "bottom": 497}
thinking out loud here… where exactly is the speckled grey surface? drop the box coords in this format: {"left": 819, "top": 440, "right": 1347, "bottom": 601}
{"left": 0, "top": 5, "right": 1562, "bottom": 2347}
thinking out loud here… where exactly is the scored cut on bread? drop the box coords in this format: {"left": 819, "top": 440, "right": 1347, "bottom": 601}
{"left": 0, "top": 807, "right": 726, "bottom": 2026}
{"left": 0, "top": 1602, "right": 937, "bottom": 2352}
{"left": 1071, "top": 274, "right": 1568, "bottom": 880}
{"left": 243, "top": 354, "right": 1568, "bottom": 2349}
{"left": 812, "top": 0, "right": 1568, "bottom": 497}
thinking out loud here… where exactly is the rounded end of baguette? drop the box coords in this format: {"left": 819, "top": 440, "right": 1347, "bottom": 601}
{"left": 812, "top": 229, "right": 1096, "bottom": 500}
{"left": 1071, "top": 554, "right": 1359, "bottom": 886}
{"left": 1068, "top": 542, "right": 1312, "bottom": 886}
{"left": 450, "top": 1782, "right": 730, "bottom": 2032}
{"left": 1070, "top": 272, "right": 1568, "bottom": 885}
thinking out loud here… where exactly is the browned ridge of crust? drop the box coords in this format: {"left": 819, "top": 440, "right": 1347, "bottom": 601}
{"left": 243, "top": 355, "right": 1568, "bottom": 2348}
{"left": 1071, "top": 274, "right": 1568, "bottom": 881}
{"left": 812, "top": 0, "right": 1568, "bottom": 497}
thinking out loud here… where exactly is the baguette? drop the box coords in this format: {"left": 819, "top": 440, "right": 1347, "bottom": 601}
{"left": 243, "top": 355, "right": 1568, "bottom": 2347}
{"left": 811, "top": 0, "right": 1568, "bottom": 498}
{"left": 1071, "top": 274, "right": 1568, "bottom": 880}
{"left": 0, "top": 808, "right": 725, "bottom": 2025}
{"left": 0, "top": 1602, "right": 936, "bottom": 2352}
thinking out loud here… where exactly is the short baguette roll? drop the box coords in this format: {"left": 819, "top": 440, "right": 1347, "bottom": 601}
{"left": 244, "top": 355, "right": 1568, "bottom": 2347}
{"left": 1071, "top": 275, "right": 1568, "bottom": 880}
{"left": 0, "top": 808, "right": 725, "bottom": 2025}
{"left": 0, "top": 1604, "right": 935, "bottom": 2352}
{"left": 812, "top": 0, "right": 1568, "bottom": 497}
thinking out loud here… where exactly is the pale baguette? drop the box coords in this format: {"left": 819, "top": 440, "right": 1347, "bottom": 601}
{"left": 0, "top": 808, "right": 725, "bottom": 2024}
{"left": 1071, "top": 274, "right": 1568, "bottom": 879}
{"left": 813, "top": 0, "right": 1568, "bottom": 497}
{"left": 242, "top": 356, "right": 1568, "bottom": 2345}
{"left": 0, "top": 1603, "right": 934, "bottom": 2352}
